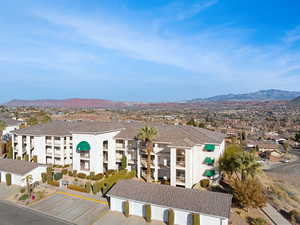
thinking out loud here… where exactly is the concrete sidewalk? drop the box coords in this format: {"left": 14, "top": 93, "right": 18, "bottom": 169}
{"left": 261, "top": 204, "right": 292, "bottom": 225}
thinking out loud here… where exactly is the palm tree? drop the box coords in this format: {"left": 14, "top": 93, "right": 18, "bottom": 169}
{"left": 236, "top": 152, "right": 261, "bottom": 181}
{"left": 137, "top": 126, "right": 158, "bottom": 183}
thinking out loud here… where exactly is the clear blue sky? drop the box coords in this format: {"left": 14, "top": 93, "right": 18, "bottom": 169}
{"left": 1, "top": 0, "right": 300, "bottom": 102}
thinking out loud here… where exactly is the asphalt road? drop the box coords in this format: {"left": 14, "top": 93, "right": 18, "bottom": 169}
{"left": 0, "top": 201, "right": 75, "bottom": 225}
{"left": 266, "top": 149, "right": 300, "bottom": 173}
{"left": 264, "top": 149, "right": 300, "bottom": 187}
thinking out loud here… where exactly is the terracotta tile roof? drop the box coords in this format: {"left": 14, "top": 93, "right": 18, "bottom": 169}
{"left": 107, "top": 179, "right": 232, "bottom": 218}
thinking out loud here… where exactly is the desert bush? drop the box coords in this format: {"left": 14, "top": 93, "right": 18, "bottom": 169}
{"left": 20, "top": 188, "right": 26, "bottom": 193}
{"left": 123, "top": 201, "right": 129, "bottom": 217}
{"left": 144, "top": 204, "right": 151, "bottom": 222}
{"left": 6, "top": 173, "right": 11, "bottom": 186}
{"left": 232, "top": 178, "right": 266, "bottom": 210}
{"left": 77, "top": 173, "right": 87, "bottom": 179}
{"left": 289, "top": 209, "right": 300, "bottom": 224}
{"left": 85, "top": 182, "right": 92, "bottom": 193}
{"left": 68, "top": 170, "right": 73, "bottom": 176}
{"left": 32, "top": 155, "right": 38, "bottom": 163}
{"left": 249, "top": 217, "right": 268, "bottom": 225}
{"left": 47, "top": 180, "right": 59, "bottom": 187}
{"left": 67, "top": 184, "right": 89, "bottom": 193}
{"left": 62, "top": 169, "right": 68, "bottom": 175}
{"left": 167, "top": 209, "right": 174, "bottom": 225}
{"left": 18, "top": 194, "right": 28, "bottom": 201}
{"left": 200, "top": 179, "right": 210, "bottom": 188}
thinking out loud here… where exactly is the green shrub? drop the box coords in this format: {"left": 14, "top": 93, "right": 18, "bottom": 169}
{"left": 167, "top": 209, "right": 174, "bottom": 225}
{"left": 77, "top": 173, "right": 87, "bottom": 179}
{"left": 192, "top": 213, "right": 200, "bottom": 225}
{"left": 53, "top": 172, "right": 63, "bottom": 181}
{"left": 200, "top": 179, "right": 210, "bottom": 188}
{"left": 68, "top": 170, "right": 73, "bottom": 176}
{"left": 92, "top": 183, "right": 99, "bottom": 194}
{"left": 290, "top": 210, "right": 300, "bottom": 224}
{"left": 46, "top": 167, "right": 53, "bottom": 175}
{"left": 32, "top": 155, "right": 38, "bottom": 163}
{"left": 6, "top": 173, "right": 11, "bottom": 186}
{"left": 73, "top": 170, "right": 77, "bottom": 177}
{"left": 93, "top": 173, "right": 104, "bottom": 180}
{"left": 123, "top": 200, "right": 129, "bottom": 217}
{"left": 85, "top": 182, "right": 92, "bottom": 193}
{"left": 24, "top": 154, "right": 29, "bottom": 161}
{"left": 47, "top": 180, "right": 59, "bottom": 187}
{"left": 62, "top": 169, "right": 68, "bottom": 175}
{"left": 20, "top": 188, "right": 26, "bottom": 193}
{"left": 249, "top": 217, "right": 268, "bottom": 225}
{"left": 16, "top": 156, "right": 21, "bottom": 160}
{"left": 144, "top": 204, "right": 151, "bottom": 222}
{"left": 41, "top": 173, "right": 47, "bottom": 183}
{"left": 67, "top": 184, "right": 89, "bottom": 193}
{"left": 18, "top": 194, "right": 28, "bottom": 201}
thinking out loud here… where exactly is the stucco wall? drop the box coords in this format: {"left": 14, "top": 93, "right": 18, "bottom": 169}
{"left": 109, "top": 196, "right": 228, "bottom": 225}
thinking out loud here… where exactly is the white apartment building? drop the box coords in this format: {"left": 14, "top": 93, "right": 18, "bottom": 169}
{"left": 12, "top": 120, "right": 225, "bottom": 188}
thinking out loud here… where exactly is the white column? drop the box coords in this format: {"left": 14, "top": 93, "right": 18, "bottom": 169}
{"left": 185, "top": 149, "right": 193, "bottom": 188}
{"left": 137, "top": 141, "right": 141, "bottom": 178}
{"left": 26, "top": 136, "right": 31, "bottom": 160}
{"left": 153, "top": 144, "right": 158, "bottom": 181}
{"left": 51, "top": 137, "right": 55, "bottom": 164}
{"left": 61, "top": 137, "right": 64, "bottom": 166}
{"left": 17, "top": 135, "right": 22, "bottom": 158}
{"left": 124, "top": 140, "right": 129, "bottom": 170}
{"left": 66, "top": 136, "right": 71, "bottom": 164}
{"left": 170, "top": 147, "right": 176, "bottom": 186}
{"left": 108, "top": 139, "right": 116, "bottom": 170}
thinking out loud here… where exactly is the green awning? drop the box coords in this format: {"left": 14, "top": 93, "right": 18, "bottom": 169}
{"left": 76, "top": 141, "right": 91, "bottom": 152}
{"left": 204, "top": 169, "right": 215, "bottom": 177}
{"left": 204, "top": 157, "right": 214, "bottom": 165}
{"left": 204, "top": 144, "right": 215, "bottom": 151}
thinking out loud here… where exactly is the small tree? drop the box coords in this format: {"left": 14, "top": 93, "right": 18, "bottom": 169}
{"left": 85, "top": 182, "right": 92, "bottom": 193}
{"left": 192, "top": 213, "right": 200, "bottom": 225}
{"left": 0, "top": 120, "right": 6, "bottom": 136}
{"left": 232, "top": 178, "right": 266, "bottom": 211}
{"left": 121, "top": 155, "right": 127, "bottom": 170}
{"left": 7, "top": 142, "right": 13, "bottom": 159}
{"left": 187, "top": 118, "right": 197, "bottom": 126}
{"left": 22, "top": 175, "right": 33, "bottom": 202}
{"left": 123, "top": 200, "right": 129, "bottom": 217}
{"left": 167, "top": 209, "right": 174, "bottom": 225}
{"left": 24, "top": 154, "right": 29, "bottom": 161}
{"left": 6, "top": 173, "right": 11, "bottom": 186}
{"left": 32, "top": 155, "right": 38, "bottom": 163}
{"left": 144, "top": 204, "right": 151, "bottom": 222}
{"left": 41, "top": 173, "right": 47, "bottom": 183}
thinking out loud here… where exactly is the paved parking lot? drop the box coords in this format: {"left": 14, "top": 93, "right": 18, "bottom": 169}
{"left": 30, "top": 192, "right": 108, "bottom": 225}
{"left": 94, "top": 211, "right": 165, "bottom": 225}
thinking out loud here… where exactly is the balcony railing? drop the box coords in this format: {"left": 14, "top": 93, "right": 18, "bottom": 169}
{"left": 116, "top": 143, "right": 125, "bottom": 149}
{"left": 176, "top": 160, "right": 185, "bottom": 168}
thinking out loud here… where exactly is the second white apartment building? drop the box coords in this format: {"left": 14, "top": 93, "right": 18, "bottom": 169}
{"left": 12, "top": 120, "right": 225, "bottom": 188}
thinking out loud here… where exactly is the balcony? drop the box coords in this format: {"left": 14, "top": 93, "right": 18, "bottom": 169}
{"left": 46, "top": 140, "right": 52, "bottom": 145}
{"left": 116, "top": 143, "right": 125, "bottom": 149}
{"left": 176, "top": 176, "right": 185, "bottom": 184}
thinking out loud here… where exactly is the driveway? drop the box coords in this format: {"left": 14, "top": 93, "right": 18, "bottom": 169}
{"left": 30, "top": 192, "right": 108, "bottom": 225}
{"left": 0, "top": 200, "right": 74, "bottom": 225}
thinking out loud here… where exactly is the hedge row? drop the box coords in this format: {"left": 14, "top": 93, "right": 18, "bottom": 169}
{"left": 47, "top": 180, "right": 59, "bottom": 187}
{"left": 67, "top": 184, "right": 89, "bottom": 193}
{"left": 6, "top": 173, "right": 11, "bottom": 186}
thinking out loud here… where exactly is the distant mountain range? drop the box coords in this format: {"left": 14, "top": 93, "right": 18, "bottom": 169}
{"left": 4, "top": 89, "right": 300, "bottom": 108}
{"left": 290, "top": 96, "right": 300, "bottom": 105}
{"left": 187, "top": 89, "right": 300, "bottom": 102}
